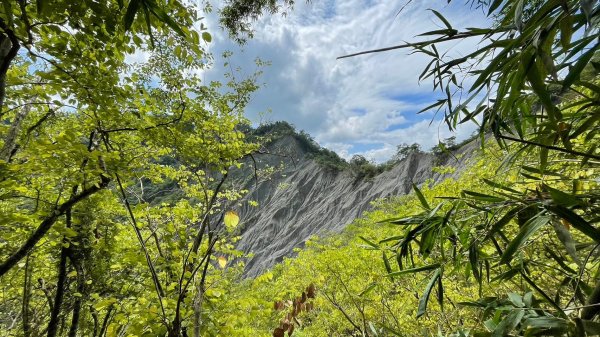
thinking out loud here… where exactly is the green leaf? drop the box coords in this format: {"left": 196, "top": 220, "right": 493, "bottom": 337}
{"left": 224, "top": 211, "right": 240, "bottom": 229}
{"left": 419, "top": 228, "right": 437, "bottom": 257}
{"left": 513, "top": 0, "right": 524, "bottom": 31}
{"left": 359, "top": 236, "right": 380, "bottom": 249}
{"left": 412, "top": 183, "right": 430, "bottom": 210}
{"left": 36, "top": 0, "right": 46, "bottom": 14}
{"left": 436, "top": 274, "right": 444, "bottom": 311}
{"left": 582, "top": 319, "right": 600, "bottom": 335}
{"left": 551, "top": 220, "right": 581, "bottom": 267}
{"left": 540, "top": 147, "right": 548, "bottom": 171}
{"left": 546, "top": 205, "right": 600, "bottom": 243}
{"left": 523, "top": 317, "right": 568, "bottom": 330}
{"left": 546, "top": 185, "right": 584, "bottom": 208}
{"left": 525, "top": 53, "right": 558, "bottom": 122}
{"left": 418, "top": 99, "right": 446, "bottom": 114}
{"left": 492, "top": 310, "right": 524, "bottom": 337}
{"left": 485, "top": 207, "right": 520, "bottom": 240}
{"left": 428, "top": 9, "right": 452, "bottom": 30}
{"left": 487, "top": 0, "right": 505, "bottom": 15}
{"left": 142, "top": 4, "right": 155, "bottom": 48}
{"left": 482, "top": 178, "right": 522, "bottom": 195}
{"left": 202, "top": 32, "right": 212, "bottom": 43}
{"left": 416, "top": 268, "right": 441, "bottom": 318}
{"left": 500, "top": 215, "right": 550, "bottom": 264}
{"left": 124, "top": 0, "right": 142, "bottom": 32}
{"left": 507, "top": 293, "right": 524, "bottom": 307}
{"left": 469, "top": 242, "right": 481, "bottom": 284}
{"left": 2, "top": 1, "right": 13, "bottom": 26}
{"left": 359, "top": 282, "right": 377, "bottom": 297}
{"left": 386, "top": 263, "right": 440, "bottom": 278}
{"left": 145, "top": 0, "right": 187, "bottom": 37}
{"left": 382, "top": 251, "right": 393, "bottom": 275}
{"left": 559, "top": 13, "right": 573, "bottom": 50}
{"left": 462, "top": 190, "right": 504, "bottom": 203}
{"left": 580, "top": 0, "right": 594, "bottom": 22}
{"left": 562, "top": 42, "right": 599, "bottom": 91}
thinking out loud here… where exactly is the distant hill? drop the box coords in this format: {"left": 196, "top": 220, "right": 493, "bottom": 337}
{"left": 229, "top": 122, "right": 480, "bottom": 276}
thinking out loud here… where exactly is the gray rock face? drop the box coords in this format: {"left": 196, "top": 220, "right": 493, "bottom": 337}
{"left": 233, "top": 135, "right": 477, "bottom": 277}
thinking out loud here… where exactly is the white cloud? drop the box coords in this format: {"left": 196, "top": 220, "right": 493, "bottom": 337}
{"left": 205, "top": 0, "right": 490, "bottom": 162}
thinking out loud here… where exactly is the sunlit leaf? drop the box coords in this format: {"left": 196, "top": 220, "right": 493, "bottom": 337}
{"left": 224, "top": 210, "right": 240, "bottom": 229}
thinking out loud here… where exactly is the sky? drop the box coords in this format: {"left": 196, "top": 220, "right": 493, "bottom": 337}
{"left": 203, "top": 0, "right": 492, "bottom": 162}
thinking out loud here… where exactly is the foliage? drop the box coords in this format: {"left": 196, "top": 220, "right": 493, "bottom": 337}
{"left": 0, "top": 1, "right": 262, "bottom": 336}
{"left": 393, "top": 143, "right": 423, "bottom": 161}
{"left": 338, "top": 1, "right": 600, "bottom": 336}
{"left": 201, "top": 146, "right": 521, "bottom": 336}
{"left": 251, "top": 121, "right": 349, "bottom": 171}
{"left": 349, "top": 155, "right": 381, "bottom": 179}
{"left": 220, "top": 0, "right": 296, "bottom": 43}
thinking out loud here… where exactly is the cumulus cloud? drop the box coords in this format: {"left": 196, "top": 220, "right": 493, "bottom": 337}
{"left": 204, "top": 0, "right": 490, "bottom": 162}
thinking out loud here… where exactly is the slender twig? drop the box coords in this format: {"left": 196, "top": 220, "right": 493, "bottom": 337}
{"left": 498, "top": 134, "right": 600, "bottom": 160}
{"left": 114, "top": 173, "right": 168, "bottom": 325}
{"left": 322, "top": 291, "right": 363, "bottom": 333}
{"left": 566, "top": 243, "right": 600, "bottom": 308}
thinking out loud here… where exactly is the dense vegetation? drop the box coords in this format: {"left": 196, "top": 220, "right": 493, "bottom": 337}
{"left": 1, "top": 0, "right": 599, "bottom": 337}
{"left": 0, "top": 1, "right": 260, "bottom": 336}
{"left": 248, "top": 121, "right": 469, "bottom": 178}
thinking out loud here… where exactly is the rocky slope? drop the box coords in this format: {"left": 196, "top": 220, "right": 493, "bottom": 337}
{"left": 232, "top": 132, "right": 479, "bottom": 277}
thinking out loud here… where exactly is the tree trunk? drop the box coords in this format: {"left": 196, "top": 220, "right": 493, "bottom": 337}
{"left": 67, "top": 259, "right": 84, "bottom": 337}
{"left": 48, "top": 209, "right": 74, "bottom": 337}
{"left": 0, "top": 26, "right": 20, "bottom": 115}
{"left": 46, "top": 245, "right": 68, "bottom": 337}
{"left": 22, "top": 253, "right": 32, "bottom": 337}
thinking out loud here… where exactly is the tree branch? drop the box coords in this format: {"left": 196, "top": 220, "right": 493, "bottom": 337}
{"left": 0, "top": 175, "right": 110, "bottom": 277}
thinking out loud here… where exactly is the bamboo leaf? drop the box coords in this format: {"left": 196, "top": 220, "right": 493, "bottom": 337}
{"left": 562, "top": 42, "right": 599, "bottom": 91}
{"left": 551, "top": 220, "right": 581, "bottom": 267}
{"left": 359, "top": 236, "right": 380, "bottom": 250}
{"left": 416, "top": 268, "right": 441, "bottom": 318}
{"left": 488, "top": 0, "right": 505, "bottom": 15}
{"left": 546, "top": 205, "right": 600, "bottom": 243}
{"left": 523, "top": 317, "right": 568, "bottom": 330}
{"left": 462, "top": 190, "right": 505, "bottom": 203}
{"left": 145, "top": 0, "right": 186, "bottom": 37}
{"left": 493, "top": 310, "right": 525, "bottom": 337}
{"left": 428, "top": 9, "right": 453, "bottom": 30}
{"left": 124, "top": 0, "right": 142, "bottom": 32}
{"left": 545, "top": 185, "right": 584, "bottom": 208}
{"left": 386, "top": 263, "right": 440, "bottom": 278}
{"left": 412, "top": 183, "right": 430, "bottom": 210}
{"left": 500, "top": 215, "right": 550, "bottom": 264}
{"left": 559, "top": 13, "right": 573, "bottom": 50}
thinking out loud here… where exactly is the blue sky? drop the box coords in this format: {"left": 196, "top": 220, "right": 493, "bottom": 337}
{"left": 203, "top": 0, "right": 492, "bottom": 162}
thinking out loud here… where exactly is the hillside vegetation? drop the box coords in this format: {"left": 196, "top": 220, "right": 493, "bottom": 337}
{"left": 196, "top": 130, "right": 600, "bottom": 336}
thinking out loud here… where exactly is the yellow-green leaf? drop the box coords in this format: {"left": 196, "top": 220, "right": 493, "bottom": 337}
{"left": 218, "top": 256, "right": 227, "bottom": 269}
{"left": 224, "top": 211, "right": 240, "bottom": 229}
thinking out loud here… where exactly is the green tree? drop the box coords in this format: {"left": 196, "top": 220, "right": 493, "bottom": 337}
{"left": 394, "top": 143, "right": 422, "bottom": 160}
{"left": 0, "top": 1, "right": 262, "bottom": 336}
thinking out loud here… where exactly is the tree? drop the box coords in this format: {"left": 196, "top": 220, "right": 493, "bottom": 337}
{"left": 394, "top": 143, "right": 422, "bottom": 160}
{"left": 0, "top": 1, "right": 262, "bottom": 336}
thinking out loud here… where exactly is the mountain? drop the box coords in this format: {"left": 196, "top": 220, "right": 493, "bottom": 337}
{"left": 231, "top": 123, "right": 479, "bottom": 277}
